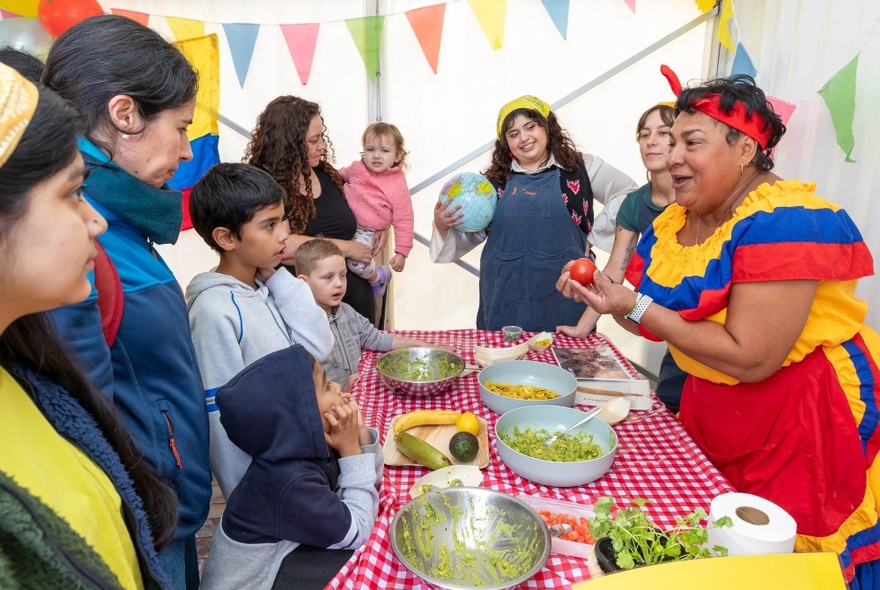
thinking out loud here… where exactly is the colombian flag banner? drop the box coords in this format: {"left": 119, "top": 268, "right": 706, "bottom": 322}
{"left": 170, "top": 34, "right": 221, "bottom": 230}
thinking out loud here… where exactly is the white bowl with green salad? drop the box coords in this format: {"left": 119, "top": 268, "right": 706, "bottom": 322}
{"left": 495, "top": 405, "right": 618, "bottom": 487}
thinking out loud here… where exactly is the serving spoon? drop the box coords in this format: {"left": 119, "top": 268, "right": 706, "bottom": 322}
{"left": 543, "top": 406, "right": 603, "bottom": 447}
{"left": 547, "top": 523, "right": 573, "bottom": 537}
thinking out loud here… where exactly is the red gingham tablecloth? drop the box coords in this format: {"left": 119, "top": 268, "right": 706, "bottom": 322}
{"left": 327, "top": 330, "right": 734, "bottom": 589}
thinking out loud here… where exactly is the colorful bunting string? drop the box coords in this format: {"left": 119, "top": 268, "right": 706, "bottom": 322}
{"left": 730, "top": 42, "right": 756, "bottom": 78}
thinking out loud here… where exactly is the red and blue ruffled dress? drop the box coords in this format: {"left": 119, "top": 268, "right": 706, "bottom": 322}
{"left": 626, "top": 180, "right": 880, "bottom": 582}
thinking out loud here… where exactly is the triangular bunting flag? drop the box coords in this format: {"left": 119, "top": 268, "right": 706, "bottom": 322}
{"left": 766, "top": 96, "right": 796, "bottom": 128}
{"left": 223, "top": 22, "right": 260, "bottom": 88}
{"left": 1, "top": 9, "right": 21, "bottom": 19}
{"left": 467, "top": 0, "right": 507, "bottom": 50}
{"left": 167, "top": 16, "right": 205, "bottom": 41}
{"left": 111, "top": 9, "right": 149, "bottom": 27}
{"left": 623, "top": 0, "right": 637, "bottom": 14}
{"left": 405, "top": 4, "right": 445, "bottom": 74}
{"left": 818, "top": 54, "right": 859, "bottom": 162}
{"left": 345, "top": 15, "right": 384, "bottom": 82}
{"left": 695, "top": 0, "right": 715, "bottom": 13}
{"left": 731, "top": 42, "right": 757, "bottom": 78}
{"left": 717, "top": 0, "right": 735, "bottom": 53}
{"left": 540, "top": 0, "right": 570, "bottom": 39}
{"left": 281, "top": 23, "right": 320, "bottom": 85}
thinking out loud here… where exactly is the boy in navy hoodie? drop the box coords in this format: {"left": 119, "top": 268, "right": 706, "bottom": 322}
{"left": 199, "top": 344, "right": 382, "bottom": 590}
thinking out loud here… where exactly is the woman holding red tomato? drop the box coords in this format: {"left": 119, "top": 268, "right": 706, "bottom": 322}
{"left": 430, "top": 95, "right": 636, "bottom": 331}
{"left": 558, "top": 67, "right": 880, "bottom": 587}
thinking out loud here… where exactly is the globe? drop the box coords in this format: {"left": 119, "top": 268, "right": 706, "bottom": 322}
{"left": 437, "top": 172, "right": 498, "bottom": 233}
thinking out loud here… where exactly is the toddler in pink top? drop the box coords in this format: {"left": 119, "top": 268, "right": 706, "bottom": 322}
{"left": 339, "top": 123, "right": 413, "bottom": 298}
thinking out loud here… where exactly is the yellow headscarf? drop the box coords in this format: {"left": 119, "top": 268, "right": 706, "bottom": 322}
{"left": 0, "top": 63, "right": 39, "bottom": 167}
{"left": 496, "top": 95, "right": 551, "bottom": 139}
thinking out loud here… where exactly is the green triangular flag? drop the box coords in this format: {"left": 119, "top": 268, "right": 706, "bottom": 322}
{"left": 818, "top": 54, "right": 859, "bottom": 163}
{"left": 346, "top": 15, "right": 384, "bottom": 82}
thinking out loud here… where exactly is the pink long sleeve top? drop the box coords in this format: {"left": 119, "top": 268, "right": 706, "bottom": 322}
{"left": 340, "top": 160, "right": 414, "bottom": 257}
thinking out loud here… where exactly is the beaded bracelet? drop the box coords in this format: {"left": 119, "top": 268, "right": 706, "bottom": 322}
{"left": 625, "top": 292, "right": 653, "bottom": 324}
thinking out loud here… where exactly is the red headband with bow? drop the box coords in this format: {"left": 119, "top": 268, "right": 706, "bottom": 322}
{"left": 660, "top": 64, "right": 772, "bottom": 150}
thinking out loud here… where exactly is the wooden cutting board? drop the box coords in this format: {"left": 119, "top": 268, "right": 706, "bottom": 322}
{"left": 383, "top": 414, "right": 490, "bottom": 469}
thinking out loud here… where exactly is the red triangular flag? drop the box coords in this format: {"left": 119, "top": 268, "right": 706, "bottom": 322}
{"left": 405, "top": 4, "right": 446, "bottom": 74}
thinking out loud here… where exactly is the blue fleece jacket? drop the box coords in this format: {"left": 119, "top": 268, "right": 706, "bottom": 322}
{"left": 49, "top": 138, "right": 211, "bottom": 542}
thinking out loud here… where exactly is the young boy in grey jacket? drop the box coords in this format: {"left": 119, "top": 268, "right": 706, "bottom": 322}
{"left": 294, "top": 239, "right": 447, "bottom": 389}
{"left": 186, "top": 163, "right": 333, "bottom": 499}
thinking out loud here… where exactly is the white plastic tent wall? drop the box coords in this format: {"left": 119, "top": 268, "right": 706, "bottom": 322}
{"left": 105, "top": 0, "right": 876, "bottom": 376}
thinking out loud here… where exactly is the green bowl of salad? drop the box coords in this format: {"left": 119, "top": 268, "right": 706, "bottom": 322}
{"left": 375, "top": 347, "right": 465, "bottom": 397}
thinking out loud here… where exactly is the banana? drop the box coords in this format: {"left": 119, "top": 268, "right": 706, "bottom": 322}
{"left": 395, "top": 431, "right": 453, "bottom": 470}
{"left": 394, "top": 409, "right": 461, "bottom": 435}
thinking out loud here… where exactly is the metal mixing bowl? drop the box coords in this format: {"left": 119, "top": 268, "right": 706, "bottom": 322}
{"left": 390, "top": 487, "right": 551, "bottom": 589}
{"left": 375, "top": 347, "right": 465, "bottom": 396}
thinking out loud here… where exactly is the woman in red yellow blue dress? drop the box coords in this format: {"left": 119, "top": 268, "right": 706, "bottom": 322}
{"left": 558, "top": 67, "right": 880, "bottom": 588}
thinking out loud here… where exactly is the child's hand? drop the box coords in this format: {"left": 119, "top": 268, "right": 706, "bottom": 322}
{"left": 345, "top": 397, "right": 372, "bottom": 446}
{"left": 324, "top": 400, "right": 362, "bottom": 457}
{"left": 371, "top": 229, "right": 387, "bottom": 257}
{"left": 256, "top": 267, "right": 277, "bottom": 283}
{"left": 344, "top": 373, "right": 361, "bottom": 392}
{"left": 390, "top": 254, "right": 406, "bottom": 272}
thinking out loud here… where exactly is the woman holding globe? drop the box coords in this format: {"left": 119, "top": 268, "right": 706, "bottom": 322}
{"left": 430, "top": 95, "right": 636, "bottom": 331}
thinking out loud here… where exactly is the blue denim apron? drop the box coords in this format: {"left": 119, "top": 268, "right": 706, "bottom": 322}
{"left": 477, "top": 168, "right": 587, "bottom": 331}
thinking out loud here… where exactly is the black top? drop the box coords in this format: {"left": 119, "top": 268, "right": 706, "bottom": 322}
{"left": 289, "top": 167, "right": 375, "bottom": 322}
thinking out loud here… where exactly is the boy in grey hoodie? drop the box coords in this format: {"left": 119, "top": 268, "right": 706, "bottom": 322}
{"left": 186, "top": 163, "right": 333, "bottom": 499}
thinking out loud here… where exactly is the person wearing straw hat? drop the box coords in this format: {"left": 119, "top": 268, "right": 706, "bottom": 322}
{"left": 0, "top": 62, "right": 176, "bottom": 589}
{"left": 431, "top": 95, "right": 637, "bottom": 332}
{"left": 557, "top": 65, "right": 880, "bottom": 586}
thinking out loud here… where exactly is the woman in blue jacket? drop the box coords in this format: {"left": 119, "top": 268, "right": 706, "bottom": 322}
{"left": 44, "top": 15, "right": 212, "bottom": 589}
{"left": 0, "top": 62, "right": 176, "bottom": 589}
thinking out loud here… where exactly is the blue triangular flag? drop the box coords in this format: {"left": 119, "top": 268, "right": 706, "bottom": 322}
{"left": 222, "top": 23, "right": 260, "bottom": 87}
{"left": 731, "top": 42, "right": 757, "bottom": 78}
{"left": 540, "top": 0, "right": 569, "bottom": 40}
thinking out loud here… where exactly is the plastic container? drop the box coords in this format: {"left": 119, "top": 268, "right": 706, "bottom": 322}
{"left": 517, "top": 495, "right": 595, "bottom": 559}
{"left": 502, "top": 325, "right": 523, "bottom": 342}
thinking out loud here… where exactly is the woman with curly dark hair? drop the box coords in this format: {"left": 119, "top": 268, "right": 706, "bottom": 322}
{"left": 246, "top": 96, "right": 379, "bottom": 322}
{"left": 430, "top": 95, "right": 636, "bottom": 331}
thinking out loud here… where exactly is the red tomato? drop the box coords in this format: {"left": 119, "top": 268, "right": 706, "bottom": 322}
{"left": 569, "top": 258, "right": 597, "bottom": 286}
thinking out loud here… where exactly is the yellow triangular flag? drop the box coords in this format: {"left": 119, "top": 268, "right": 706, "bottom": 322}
{"left": 167, "top": 16, "right": 205, "bottom": 41}
{"left": 716, "top": 0, "right": 735, "bottom": 52}
{"left": 467, "top": 0, "right": 507, "bottom": 50}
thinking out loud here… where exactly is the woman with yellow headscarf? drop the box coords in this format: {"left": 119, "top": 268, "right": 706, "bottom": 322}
{"left": 431, "top": 95, "right": 636, "bottom": 332}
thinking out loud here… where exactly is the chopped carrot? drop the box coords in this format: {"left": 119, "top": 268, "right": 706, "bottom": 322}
{"left": 538, "top": 510, "right": 593, "bottom": 544}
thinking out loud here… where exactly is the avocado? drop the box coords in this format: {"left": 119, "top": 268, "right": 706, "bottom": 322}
{"left": 448, "top": 432, "right": 479, "bottom": 462}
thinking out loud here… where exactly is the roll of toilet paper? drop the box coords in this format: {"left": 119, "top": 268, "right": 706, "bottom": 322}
{"left": 707, "top": 492, "right": 797, "bottom": 556}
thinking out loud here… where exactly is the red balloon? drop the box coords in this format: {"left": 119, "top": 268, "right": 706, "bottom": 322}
{"left": 38, "top": 0, "right": 103, "bottom": 38}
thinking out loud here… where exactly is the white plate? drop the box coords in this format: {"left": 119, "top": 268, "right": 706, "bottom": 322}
{"left": 409, "top": 465, "right": 484, "bottom": 499}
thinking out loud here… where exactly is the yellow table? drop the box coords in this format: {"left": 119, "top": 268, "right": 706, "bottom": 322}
{"left": 573, "top": 552, "right": 846, "bottom": 590}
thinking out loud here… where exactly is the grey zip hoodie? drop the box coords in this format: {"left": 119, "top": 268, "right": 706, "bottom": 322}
{"left": 186, "top": 268, "right": 333, "bottom": 499}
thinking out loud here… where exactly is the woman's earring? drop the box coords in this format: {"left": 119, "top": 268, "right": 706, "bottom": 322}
{"left": 740, "top": 161, "right": 744, "bottom": 174}
{"left": 508, "top": 151, "right": 513, "bottom": 158}
{"left": 121, "top": 133, "right": 130, "bottom": 140}
{"left": 645, "top": 170, "right": 651, "bottom": 183}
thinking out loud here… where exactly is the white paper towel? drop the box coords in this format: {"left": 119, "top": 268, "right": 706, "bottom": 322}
{"left": 707, "top": 492, "right": 797, "bottom": 556}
